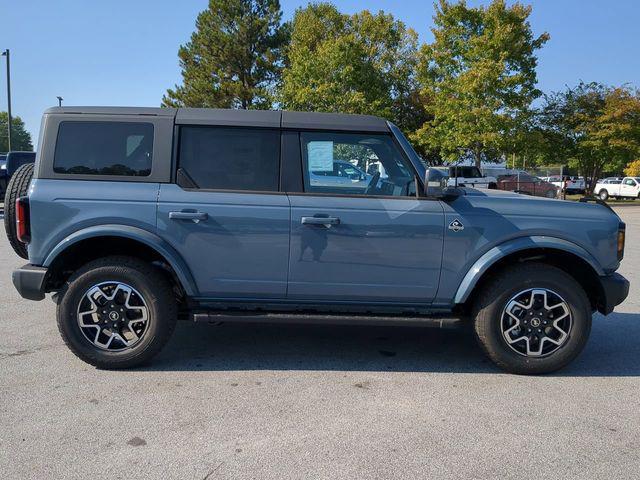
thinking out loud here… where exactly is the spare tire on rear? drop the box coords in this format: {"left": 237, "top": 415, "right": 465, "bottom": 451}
{"left": 4, "top": 163, "right": 34, "bottom": 259}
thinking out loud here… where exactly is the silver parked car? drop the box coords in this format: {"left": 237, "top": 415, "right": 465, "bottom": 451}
{"left": 309, "top": 160, "right": 372, "bottom": 192}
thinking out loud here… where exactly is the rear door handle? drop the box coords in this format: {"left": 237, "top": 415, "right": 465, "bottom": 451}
{"left": 301, "top": 216, "right": 340, "bottom": 226}
{"left": 169, "top": 211, "right": 208, "bottom": 223}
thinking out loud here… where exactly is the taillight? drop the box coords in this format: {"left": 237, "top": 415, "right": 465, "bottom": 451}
{"left": 15, "top": 196, "right": 31, "bottom": 244}
{"left": 617, "top": 223, "right": 626, "bottom": 261}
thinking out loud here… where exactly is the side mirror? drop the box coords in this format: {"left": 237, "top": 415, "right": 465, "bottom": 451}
{"left": 424, "top": 168, "right": 449, "bottom": 198}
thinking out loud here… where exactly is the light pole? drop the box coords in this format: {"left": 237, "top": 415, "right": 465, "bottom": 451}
{"left": 57, "top": 96, "right": 63, "bottom": 107}
{"left": 1, "top": 49, "right": 11, "bottom": 152}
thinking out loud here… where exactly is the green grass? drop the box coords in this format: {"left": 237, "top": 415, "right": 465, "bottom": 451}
{"left": 564, "top": 194, "right": 639, "bottom": 204}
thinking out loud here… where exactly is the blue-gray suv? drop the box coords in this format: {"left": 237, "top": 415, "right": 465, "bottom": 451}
{"left": 6, "top": 107, "right": 629, "bottom": 374}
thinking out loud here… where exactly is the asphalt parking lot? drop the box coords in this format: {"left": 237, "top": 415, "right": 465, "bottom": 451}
{"left": 1, "top": 206, "right": 639, "bottom": 480}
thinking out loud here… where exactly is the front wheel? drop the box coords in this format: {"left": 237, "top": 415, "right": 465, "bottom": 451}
{"left": 473, "top": 263, "right": 592, "bottom": 374}
{"left": 57, "top": 256, "right": 177, "bottom": 369}
{"left": 598, "top": 189, "right": 609, "bottom": 201}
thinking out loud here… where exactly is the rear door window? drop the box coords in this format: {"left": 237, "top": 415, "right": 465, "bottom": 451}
{"left": 54, "top": 121, "right": 153, "bottom": 176}
{"left": 178, "top": 126, "right": 280, "bottom": 191}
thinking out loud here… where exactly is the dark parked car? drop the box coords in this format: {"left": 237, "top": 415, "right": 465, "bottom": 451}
{"left": 5, "top": 151, "right": 36, "bottom": 177}
{"left": 5, "top": 106, "right": 629, "bottom": 374}
{"left": 0, "top": 154, "right": 7, "bottom": 198}
{"left": 497, "top": 173, "right": 558, "bottom": 198}
{"left": 1, "top": 151, "right": 36, "bottom": 199}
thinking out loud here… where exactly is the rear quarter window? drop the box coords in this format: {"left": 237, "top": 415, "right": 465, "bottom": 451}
{"left": 53, "top": 121, "right": 154, "bottom": 176}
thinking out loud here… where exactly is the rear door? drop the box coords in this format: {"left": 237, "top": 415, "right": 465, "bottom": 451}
{"left": 287, "top": 131, "right": 444, "bottom": 303}
{"left": 157, "top": 124, "right": 290, "bottom": 299}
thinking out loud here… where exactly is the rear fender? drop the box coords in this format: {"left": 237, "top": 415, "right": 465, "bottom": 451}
{"left": 42, "top": 224, "right": 198, "bottom": 296}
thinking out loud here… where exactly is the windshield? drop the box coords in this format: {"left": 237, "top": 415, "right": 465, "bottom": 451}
{"left": 388, "top": 123, "right": 426, "bottom": 180}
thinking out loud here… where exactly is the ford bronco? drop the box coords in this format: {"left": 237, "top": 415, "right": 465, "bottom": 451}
{"left": 6, "top": 107, "right": 629, "bottom": 374}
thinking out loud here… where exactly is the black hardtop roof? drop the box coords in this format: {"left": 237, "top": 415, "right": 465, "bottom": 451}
{"left": 44, "top": 106, "right": 390, "bottom": 133}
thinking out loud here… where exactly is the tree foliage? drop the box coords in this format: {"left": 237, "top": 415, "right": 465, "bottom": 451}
{"left": 162, "top": 0, "right": 288, "bottom": 109}
{"left": 0, "top": 112, "right": 33, "bottom": 153}
{"left": 624, "top": 159, "right": 640, "bottom": 177}
{"left": 413, "top": 0, "right": 548, "bottom": 166}
{"left": 280, "top": 3, "right": 427, "bottom": 138}
{"left": 536, "top": 82, "right": 640, "bottom": 191}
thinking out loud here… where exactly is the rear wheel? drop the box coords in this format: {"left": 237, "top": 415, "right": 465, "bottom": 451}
{"left": 3, "top": 163, "right": 34, "bottom": 259}
{"left": 598, "top": 189, "right": 609, "bottom": 201}
{"left": 473, "top": 263, "right": 592, "bottom": 374}
{"left": 56, "top": 256, "right": 177, "bottom": 369}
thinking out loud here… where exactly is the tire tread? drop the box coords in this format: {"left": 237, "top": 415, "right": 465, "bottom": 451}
{"left": 56, "top": 256, "right": 177, "bottom": 369}
{"left": 3, "top": 163, "right": 35, "bottom": 259}
{"left": 473, "top": 262, "right": 591, "bottom": 374}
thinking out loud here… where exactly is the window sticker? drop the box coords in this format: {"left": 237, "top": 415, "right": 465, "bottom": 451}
{"left": 308, "top": 141, "right": 334, "bottom": 172}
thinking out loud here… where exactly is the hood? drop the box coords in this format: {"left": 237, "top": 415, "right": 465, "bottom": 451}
{"left": 458, "top": 186, "right": 621, "bottom": 222}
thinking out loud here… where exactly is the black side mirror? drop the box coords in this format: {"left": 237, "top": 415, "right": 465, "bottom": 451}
{"left": 424, "top": 168, "right": 448, "bottom": 198}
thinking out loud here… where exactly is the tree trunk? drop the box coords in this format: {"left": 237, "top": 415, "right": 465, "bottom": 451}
{"left": 473, "top": 145, "right": 482, "bottom": 169}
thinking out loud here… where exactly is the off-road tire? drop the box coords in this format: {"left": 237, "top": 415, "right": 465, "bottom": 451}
{"left": 473, "top": 263, "right": 592, "bottom": 374}
{"left": 57, "top": 256, "right": 177, "bottom": 369}
{"left": 598, "top": 189, "right": 609, "bottom": 201}
{"left": 3, "top": 163, "right": 34, "bottom": 259}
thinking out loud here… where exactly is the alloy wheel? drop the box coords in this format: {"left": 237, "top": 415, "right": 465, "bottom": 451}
{"left": 500, "top": 288, "right": 572, "bottom": 357}
{"left": 76, "top": 282, "right": 150, "bottom": 351}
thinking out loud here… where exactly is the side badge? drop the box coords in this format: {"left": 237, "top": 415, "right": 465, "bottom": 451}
{"left": 448, "top": 219, "right": 465, "bottom": 232}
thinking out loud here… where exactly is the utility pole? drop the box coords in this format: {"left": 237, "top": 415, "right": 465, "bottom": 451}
{"left": 57, "top": 96, "right": 63, "bottom": 107}
{"left": 1, "top": 49, "right": 12, "bottom": 152}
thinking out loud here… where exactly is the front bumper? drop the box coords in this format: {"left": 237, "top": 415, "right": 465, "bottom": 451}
{"left": 12, "top": 264, "right": 48, "bottom": 301}
{"left": 599, "top": 272, "right": 629, "bottom": 315}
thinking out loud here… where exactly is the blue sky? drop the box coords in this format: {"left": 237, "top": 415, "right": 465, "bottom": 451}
{"left": 1, "top": 0, "right": 639, "bottom": 140}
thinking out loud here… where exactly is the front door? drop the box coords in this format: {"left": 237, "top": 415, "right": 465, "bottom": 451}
{"left": 287, "top": 131, "right": 444, "bottom": 304}
{"left": 157, "top": 126, "right": 290, "bottom": 299}
{"left": 621, "top": 178, "right": 638, "bottom": 197}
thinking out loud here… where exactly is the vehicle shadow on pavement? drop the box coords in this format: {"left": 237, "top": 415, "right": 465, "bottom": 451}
{"left": 144, "top": 312, "right": 640, "bottom": 376}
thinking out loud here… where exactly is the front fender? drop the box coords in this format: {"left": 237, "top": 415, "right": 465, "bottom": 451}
{"left": 42, "top": 224, "right": 198, "bottom": 296}
{"left": 454, "top": 236, "right": 604, "bottom": 304}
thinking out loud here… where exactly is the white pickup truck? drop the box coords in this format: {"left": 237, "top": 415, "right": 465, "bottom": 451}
{"left": 433, "top": 166, "right": 497, "bottom": 189}
{"left": 541, "top": 175, "right": 586, "bottom": 194}
{"left": 594, "top": 177, "right": 640, "bottom": 200}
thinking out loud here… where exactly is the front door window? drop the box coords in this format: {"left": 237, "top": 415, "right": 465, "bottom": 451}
{"left": 301, "top": 132, "right": 417, "bottom": 197}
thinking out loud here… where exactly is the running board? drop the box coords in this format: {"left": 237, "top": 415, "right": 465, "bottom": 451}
{"left": 192, "top": 311, "right": 466, "bottom": 329}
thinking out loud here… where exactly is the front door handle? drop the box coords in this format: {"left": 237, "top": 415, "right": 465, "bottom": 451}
{"left": 169, "top": 211, "right": 208, "bottom": 223}
{"left": 301, "top": 216, "right": 341, "bottom": 226}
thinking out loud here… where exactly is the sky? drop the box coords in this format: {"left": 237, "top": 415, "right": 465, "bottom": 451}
{"left": 1, "top": 0, "right": 639, "bottom": 141}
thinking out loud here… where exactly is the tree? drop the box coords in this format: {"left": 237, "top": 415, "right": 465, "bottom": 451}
{"left": 280, "top": 4, "right": 427, "bottom": 140}
{"left": 624, "top": 159, "right": 640, "bottom": 177}
{"left": 413, "top": 0, "right": 549, "bottom": 167}
{"left": 162, "top": 0, "right": 288, "bottom": 109}
{"left": 537, "top": 83, "right": 640, "bottom": 193}
{"left": 0, "top": 112, "right": 33, "bottom": 152}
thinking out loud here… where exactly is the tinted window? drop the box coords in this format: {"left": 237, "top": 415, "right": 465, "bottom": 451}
{"left": 463, "top": 167, "right": 482, "bottom": 178}
{"left": 178, "top": 127, "right": 280, "bottom": 191}
{"left": 301, "top": 132, "right": 415, "bottom": 197}
{"left": 54, "top": 122, "right": 153, "bottom": 176}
